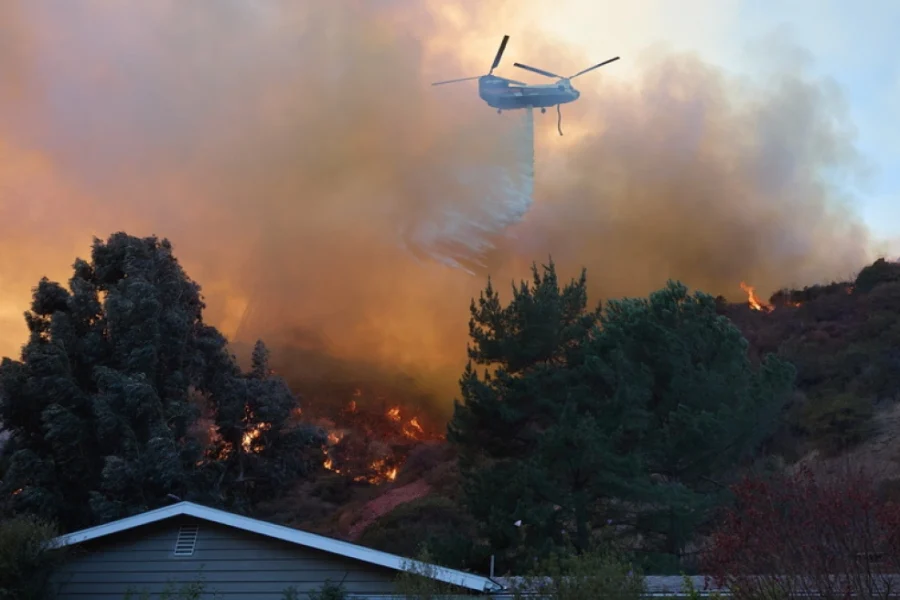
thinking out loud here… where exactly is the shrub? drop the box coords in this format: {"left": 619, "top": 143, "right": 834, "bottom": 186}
{"left": 395, "top": 442, "right": 455, "bottom": 484}
{"left": 357, "top": 495, "right": 477, "bottom": 569}
{"left": 509, "top": 548, "right": 645, "bottom": 600}
{"left": 680, "top": 574, "right": 724, "bottom": 600}
{"left": 704, "top": 465, "right": 900, "bottom": 600}
{"left": 123, "top": 577, "right": 210, "bottom": 599}
{"left": 393, "top": 548, "right": 467, "bottom": 600}
{"left": 799, "top": 392, "right": 874, "bottom": 455}
{"left": 305, "top": 580, "right": 347, "bottom": 600}
{"left": 310, "top": 474, "right": 358, "bottom": 505}
{"left": 855, "top": 259, "right": 900, "bottom": 294}
{"left": 0, "top": 515, "right": 65, "bottom": 600}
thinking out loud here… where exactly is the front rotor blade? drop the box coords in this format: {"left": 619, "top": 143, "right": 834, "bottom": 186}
{"left": 431, "top": 76, "right": 481, "bottom": 86}
{"left": 491, "top": 35, "right": 510, "bottom": 72}
{"left": 513, "top": 62, "right": 563, "bottom": 79}
{"left": 569, "top": 56, "right": 620, "bottom": 79}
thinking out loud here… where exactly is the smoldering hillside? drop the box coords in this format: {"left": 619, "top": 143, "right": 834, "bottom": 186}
{"left": 0, "top": 1, "right": 876, "bottom": 416}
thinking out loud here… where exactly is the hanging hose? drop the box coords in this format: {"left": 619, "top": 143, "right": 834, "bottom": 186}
{"left": 556, "top": 104, "right": 564, "bottom": 136}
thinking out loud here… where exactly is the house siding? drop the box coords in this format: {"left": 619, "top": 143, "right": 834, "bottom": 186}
{"left": 51, "top": 516, "right": 407, "bottom": 599}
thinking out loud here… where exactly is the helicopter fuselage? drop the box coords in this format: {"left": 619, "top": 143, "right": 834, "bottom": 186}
{"left": 477, "top": 75, "right": 580, "bottom": 110}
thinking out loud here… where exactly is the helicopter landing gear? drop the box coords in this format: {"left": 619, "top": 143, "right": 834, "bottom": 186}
{"left": 541, "top": 107, "right": 547, "bottom": 114}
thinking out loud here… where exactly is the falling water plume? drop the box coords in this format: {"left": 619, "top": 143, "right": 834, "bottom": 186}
{"left": 400, "top": 107, "right": 536, "bottom": 273}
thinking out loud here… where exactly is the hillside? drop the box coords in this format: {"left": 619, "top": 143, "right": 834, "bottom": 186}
{"left": 723, "top": 258, "right": 900, "bottom": 459}
{"left": 275, "top": 258, "right": 900, "bottom": 568}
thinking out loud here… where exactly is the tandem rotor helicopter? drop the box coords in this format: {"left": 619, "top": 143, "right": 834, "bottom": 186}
{"left": 431, "top": 35, "right": 620, "bottom": 135}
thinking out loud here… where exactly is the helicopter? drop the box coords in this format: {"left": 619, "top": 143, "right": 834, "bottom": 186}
{"left": 431, "top": 35, "right": 620, "bottom": 134}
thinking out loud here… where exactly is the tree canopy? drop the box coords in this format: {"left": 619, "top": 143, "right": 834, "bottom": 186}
{"left": 448, "top": 261, "right": 795, "bottom": 572}
{"left": 0, "top": 233, "right": 322, "bottom": 532}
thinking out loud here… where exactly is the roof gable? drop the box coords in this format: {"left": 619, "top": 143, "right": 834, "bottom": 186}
{"left": 51, "top": 501, "right": 502, "bottom": 593}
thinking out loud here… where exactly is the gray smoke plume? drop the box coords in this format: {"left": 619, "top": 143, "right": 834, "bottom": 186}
{"left": 0, "top": 1, "right": 875, "bottom": 413}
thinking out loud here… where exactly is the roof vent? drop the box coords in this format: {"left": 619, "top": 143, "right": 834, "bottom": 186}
{"left": 173, "top": 525, "right": 199, "bottom": 557}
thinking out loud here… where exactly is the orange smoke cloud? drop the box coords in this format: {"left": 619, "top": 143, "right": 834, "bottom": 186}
{"left": 0, "top": 1, "right": 875, "bottom": 415}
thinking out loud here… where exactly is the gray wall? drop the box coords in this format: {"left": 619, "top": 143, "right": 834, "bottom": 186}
{"left": 52, "top": 516, "right": 407, "bottom": 599}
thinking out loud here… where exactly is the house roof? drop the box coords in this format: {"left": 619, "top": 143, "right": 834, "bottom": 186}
{"left": 51, "top": 501, "right": 503, "bottom": 594}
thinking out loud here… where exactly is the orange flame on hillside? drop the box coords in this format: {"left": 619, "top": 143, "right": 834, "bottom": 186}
{"left": 321, "top": 452, "right": 397, "bottom": 484}
{"left": 319, "top": 402, "right": 435, "bottom": 484}
{"left": 403, "top": 416, "right": 425, "bottom": 440}
{"left": 740, "top": 282, "right": 772, "bottom": 312}
{"left": 367, "top": 459, "right": 399, "bottom": 484}
{"left": 201, "top": 392, "right": 439, "bottom": 482}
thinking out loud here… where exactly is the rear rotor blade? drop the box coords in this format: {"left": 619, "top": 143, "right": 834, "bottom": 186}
{"left": 569, "top": 56, "right": 620, "bottom": 79}
{"left": 513, "top": 62, "right": 563, "bottom": 79}
{"left": 490, "top": 35, "right": 510, "bottom": 73}
{"left": 431, "top": 76, "right": 481, "bottom": 86}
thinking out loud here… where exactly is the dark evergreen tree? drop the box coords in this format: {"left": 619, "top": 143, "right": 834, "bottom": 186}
{"left": 448, "top": 262, "right": 795, "bottom": 572}
{"left": 591, "top": 281, "right": 795, "bottom": 569}
{"left": 449, "top": 261, "right": 637, "bottom": 570}
{"left": 0, "top": 233, "right": 319, "bottom": 531}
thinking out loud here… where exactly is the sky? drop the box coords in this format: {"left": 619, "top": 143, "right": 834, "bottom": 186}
{"left": 0, "top": 0, "right": 897, "bottom": 411}
{"left": 732, "top": 1, "right": 899, "bottom": 246}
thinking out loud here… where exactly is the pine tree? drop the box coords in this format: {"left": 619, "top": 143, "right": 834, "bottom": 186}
{"left": 449, "top": 261, "right": 638, "bottom": 569}
{"left": 448, "top": 263, "right": 795, "bottom": 572}
{"left": 450, "top": 261, "right": 600, "bottom": 465}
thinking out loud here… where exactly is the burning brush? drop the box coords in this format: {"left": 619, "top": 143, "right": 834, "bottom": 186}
{"left": 316, "top": 393, "right": 443, "bottom": 485}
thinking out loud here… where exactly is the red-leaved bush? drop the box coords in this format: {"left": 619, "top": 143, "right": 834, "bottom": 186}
{"left": 703, "top": 465, "right": 900, "bottom": 600}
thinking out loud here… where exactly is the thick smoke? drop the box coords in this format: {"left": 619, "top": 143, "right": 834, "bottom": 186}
{"left": 0, "top": 1, "right": 874, "bottom": 414}
{"left": 486, "top": 47, "right": 873, "bottom": 297}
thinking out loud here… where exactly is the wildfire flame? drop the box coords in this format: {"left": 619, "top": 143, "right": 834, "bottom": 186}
{"left": 242, "top": 422, "right": 271, "bottom": 453}
{"left": 403, "top": 416, "right": 425, "bottom": 440}
{"left": 740, "top": 282, "right": 772, "bottom": 312}
{"left": 364, "top": 459, "right": 399, "bottom": 484}
{"left": 200, "top": 391, "right": 440, "bottom": 482}
{"left": 322, "top": 453, "right": 396, "bottom": 483}
{"left": 319, "top": 403, "right": 436, "bottom": 484}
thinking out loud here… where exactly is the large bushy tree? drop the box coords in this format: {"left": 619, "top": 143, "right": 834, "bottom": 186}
{"left": 0, "top": 233, "right": 319, "bottom": 531}
{"left": 594, "top": 280, "right": 794, "bottom": 568}
{"left": 448, "top": 261, "right": 795, "bottom": 572}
